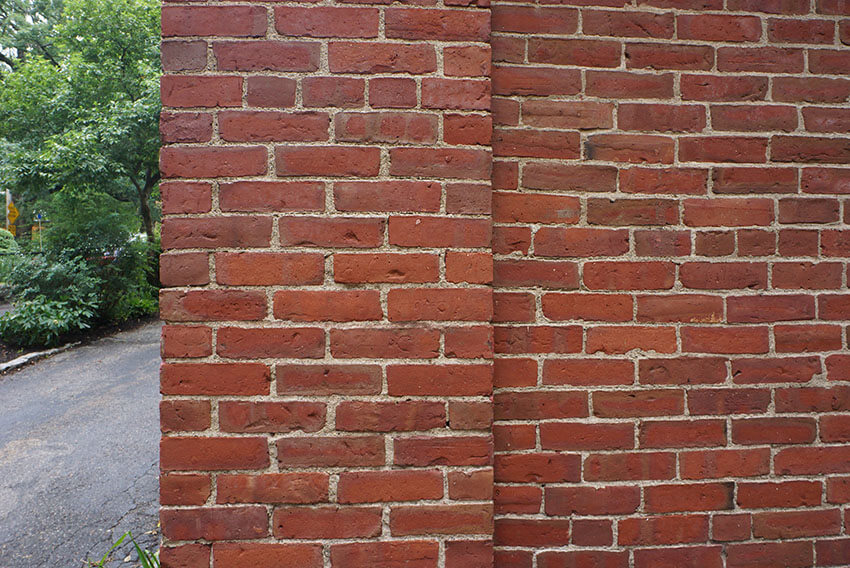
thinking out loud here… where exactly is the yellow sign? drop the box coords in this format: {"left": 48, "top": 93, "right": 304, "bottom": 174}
{"left": 7, "top": 201, "right": 18, "bottom": 224}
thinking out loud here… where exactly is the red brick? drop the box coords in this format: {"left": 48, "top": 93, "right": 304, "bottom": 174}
{"left": 626, "top": 43, "right": 714, "bottom": 71}
{"left": 621, "top": 167, "right": 708, "bottom": 194}
{"left": 160, "top": 182, "right": 212, "bottom": 215}
{"left": 338, "top": 470, "right": 443, "bottom": 503}
{"left": 273, "top": 506, "right": 382, "bottom": 539}
{"left": 388, "top": 289, "right": 492, "bottom": 322}
{"left": 681, "top": 74, "right": 768, "bottom": 101}
{"left": 494, "top": 260, "right": 579, "bottom": 290}
{"left": 727, "top": 542, "right": 813, "bottom": 568}
{"left": 279, "top": 217, "right": 384, "bottom": 248}
{"left": 522, "top": 100, "right": 613, "bottom": 129}
{"left": 495, "top": 453, "right": 581, "bottom": 483}
{"left": 160, "top": 400, "right": 211, "bottom": 433}
{"left": 493, "top": 192, "right": 580, "bottom": 224}
{"left": 584, "top": 452, "right": 676, "bottom": 481}
{"left": 162, "top": 6, "right": 266, "bottom": 37}
{"left": 733, "top": 417, "right": 817, "bottom": 445}
{"left": 493, "top": 65, "right": 581, "bottom": 96}
{"left": 213, "top": 544, "right": 322, "bottom": 568}
{"left": 216, "top": 252, "right": 324, "bottom": 286}
{"left": 395, "top": 436, "right": 491, "bottom": 466}
{"left": 273, "top": 290, "right": 382, "bottom": 322}
{"left": 688, "top": 389, "right": 771, "bottom": 415}
{"left": 246, "top": 76, "right": 297, "bottom": 108}
{"left": 618, "top": 104, "right": 705, "bottom": 132}
{"left": 160, "top": 252, "right": 209, "bottom": 286}
{"left": 494, "top": 325, "right": 582, "bottom": 354}
{"left": 161, "top": 41, "right": 206, "bottom": 72}
{"left": 160, "top": 290, "right": 267, "bottom": 322}
{"left": 387, "top": 364, "right": 492, "bottom": 396}
{"left": 219, "top": 110, "right": 328, "bottom": 142}
{"left": 329, "top": 42, "right": 436, "bottom": 74}
{"left": 584, "top": 261, "right": 675, "bottom": 290}
{"left": 161, "top": 507, "right": 268, "bottom": 541}
{"left": 491, "top": 6, "right": 578, "bottom": 33}
{"left": 329, "top": 542, "right": 438, "bottom": 568}
{"left": 680, "top": 449, "right": 770, "bottom": 479}
{"left": 444, "top": 114, "right": 492, "bottom": 146}
{"left": 444, "top": 45, "right": 491, "bottom": 77}
{"left": 640, "top": 419, "right": 727, "bottom": 448}
{"left": 214, "top": 41, "right": 320, "bottom": 72}
{"left": 583, "top": 10, "right": 674, "bottom": 38}
{"left": 161, "top": 473, "right": 210, "bottom": 506}
{"left": 738, "top": 481, "right": 822, "bottom": 508}
{"left": 336, "top": 401, "right": 444, "bottom": 431}
{"left": 586, "top": 71, "right": 674, "bottom": 99}
{"left": 161, "top": 437, "right": 269, "bottom": 471}
{"left": 160, "top": 146, "right": 266, "bottom": 178}
{"left": 276, "top": 436, "right": 384, "bottom": 467}
{"left": 541, "top": 421, "right": 634, "bottom": 450}
{"left": 678, "top": 14, "right": 762, "bottom": 41}
{"left": 529, "top": 38, "right": 621, "bottom": 68}
{"left": 161, "top": 325, "right": 212, "bottom": 358}
{"left": 494, "top": 390, "right": 588, "bottom": 420}
{"left": 546, "top": 486, "right": 640, "bottom": 515}
{"left": 618, "top": 515, "right": 709, "bottom": 545}
{"left": 731, "top": 356, "right": 821, "bottom": 383}
{"left": 522, "top": 163, "right": 617, "bottom": 192}
{"left": 446, "top": 252, "right": 492, "bottom": 284}
{"left": 219, "top": 401, "right": 325, "bottom": 433}
{"left": 161, "top": 362, "right": 270, "bottom": 396}
{"left": 712, "top": 105, "right": 797, "bottom": 132}
{"left": 587, "top": 326, "right": 677, "bottom": 354}
{"left": 544, "top": 358, "right": 634, "bottom": 386}
{"left": 274, "top": 7, "right": 378, "bottom": 38}
{"left": 277, "top": 365, "right": 381, "bottom": 395}
{"left": 390, "top": 504, "right": 492, "bottom": 536}
{"left": 334, "top": 253, "right": 439, "bottom": 283}
{"left": 217, "top": 473, "right": 328, "bottom": 505}
{"left": 161, "top": 112, "right": 213, "bottom": 144}
{"left": 495, "top": 519, "right": 571, "bottom": 548}
{"left": 542, "top": 293, "right": 632, "bottom": 322}
{"left": 385, "top": 9, "right": 489, "bottom": 41}
{"left": 644, "top": 482, "right": 733, "bottom": 513}
{"left": 276, "top": 145, "right": 380, "bottom": 177}
{"left": 679, "top": 262, "right": 767, "bottom": 290}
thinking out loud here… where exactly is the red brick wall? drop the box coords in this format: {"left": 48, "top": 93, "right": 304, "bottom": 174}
{"left": 490, "top": 1, "right": 850, "bottom": 566}
{"left": 159, "top": 0, "right": 850, "bottom": 565}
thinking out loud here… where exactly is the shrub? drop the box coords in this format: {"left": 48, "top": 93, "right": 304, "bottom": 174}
{"left": 0, "top": 296, "right": 97, "bottom": 347}
{"left": 0, "top": 229, "right": 17, "bottom": 253}
{"left": 97, "top": 238, "right": 159, "bottom": 322}
{"left": 3, "top": 254, "right": 101, "bottom": 305}
{"left": 0, "top": 255, "right": 101, "bottom": 346}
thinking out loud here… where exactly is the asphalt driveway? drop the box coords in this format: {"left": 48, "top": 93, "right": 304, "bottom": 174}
{"left": 0, "top": 321, "right": 161, "bottom": 567}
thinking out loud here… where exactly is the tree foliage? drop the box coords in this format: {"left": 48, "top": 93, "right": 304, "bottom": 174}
{"left": 0, "top": 0, "right": 160, "bottom": 238}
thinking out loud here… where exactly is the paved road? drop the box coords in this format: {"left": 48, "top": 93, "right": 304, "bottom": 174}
{"left": 0, "top": 321, "right": 161, "bottom": 568}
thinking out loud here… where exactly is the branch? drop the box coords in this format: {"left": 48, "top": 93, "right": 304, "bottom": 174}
{"left": 0, "top": 50, "right": 17, "bottom": 71}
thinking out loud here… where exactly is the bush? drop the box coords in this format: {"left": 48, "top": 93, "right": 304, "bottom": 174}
{"left": 0, "top": 188, "right": 160, "bottom": 347}
{"left": 98, "top": 238, "right": 159, "bottom": 322}
{"left": 0, "top": 229, "right": 17, "bottom": 253}
{"left": 0, "top": 255, "right": 101, "bottom": 346}
{"left": 0, "top": 296, "right": 97, "bottom": 347}
{"left": 3, "top": 254, "right": 101, "bottom": 305}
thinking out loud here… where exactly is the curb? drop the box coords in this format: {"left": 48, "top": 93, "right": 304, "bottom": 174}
{"left": 0, "top": 341, "right": 81, "bottom": 374}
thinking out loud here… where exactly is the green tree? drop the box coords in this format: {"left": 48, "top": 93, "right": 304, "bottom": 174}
{"left": 0, "top": 0, "right": 63, "bottom": 70}
{"left": 0, "top": 0, "right": 160, "bottom": 239}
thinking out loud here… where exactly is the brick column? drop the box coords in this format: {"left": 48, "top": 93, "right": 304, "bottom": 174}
{"left": 159, "top": 2, "right": 494, "bottom": 567}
